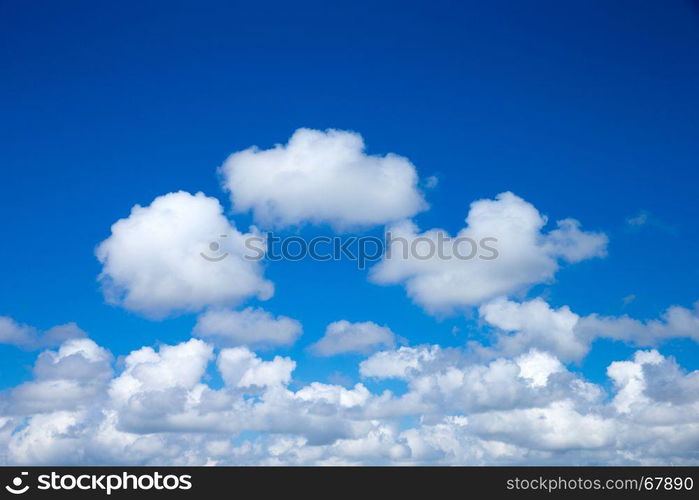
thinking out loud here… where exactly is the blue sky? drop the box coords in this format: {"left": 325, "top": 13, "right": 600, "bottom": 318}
{"left": 1, "top": 1, "right": 698, "bottom": 465}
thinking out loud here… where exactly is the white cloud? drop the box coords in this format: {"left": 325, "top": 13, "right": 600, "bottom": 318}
{"left": 219, "top": 128, "right": 427, "bottom": 230}
{"left": 7, "top": 411, "right": 87, "bottom": 465}
{"left": 467, "top": 401, "right": 616, "bottom": 452}
{"left": 543, "top": 218, "right": 609, "bottom": 263}
{"left": 194, "top": 307, "right": 302, "bottom": 349}
{"left": 32, "top": 338, "right": 112, "bottom": 382}
{"left": 607, "top": 349, "right": 664, "bottom": 414}
{"left": 515, "top": 350, "right": 564, "bottom": 388}
{"left": 370, "top": 192, "right": 607, "bottom": 313}
{"left": 109, "top": 338, "right": 213, "bottom": 405}
{"left": 479, "top": 297, "right": 586, "bottom": 362}
{"left": 577, "top": 302, "right": 699, "bottom": 345}
{"left": 310, "top": 320, "right": 399, "bottom": 356}
{"left": 359, "top": 345, "right": 442, "bottom": 379}
{"left": 642, "top": 356, "right": 699, "bottom": 406}
{"left": 96, "top": 191, "right": 273, "bottom": 319}
{"left": 8, "top": 339, "right": 112, "bottom": 415}
{"left": 295, "top": 383, "right": 371, "bottom": 408}
{"left": 0, "top": 317, "right": 86, "bottom": 350}
{"left": 3, "top": 330, "right": 699, "bottom": 465}
{"left": 217, "top": 347, "right": 295, "bottom": 388}
{"left": 478, "top": 298, "right": 699, "bottom": 362}
{"left": 360, "top": 345, "right": 601, "bottom": 418}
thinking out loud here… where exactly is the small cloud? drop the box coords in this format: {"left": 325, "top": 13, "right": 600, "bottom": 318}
{"left": 309, "top": 320, "right": 398, "bottom": 356}
{"left": 0, "top": 317, "right": 86, "bottom": 350}
{"left": 194, "top": 307, "right": 302, "bottom": 349}
{"left": 622, "top": 295, "right": 636, "bottom": 307}
{"left": 424, "top": 175, "right": 439, "bottom": 189}
{"left": 626, "top": 211, "right": 649, "bottom": 227}
{"left": 625, "top": 210, "right": 675, "bottom": 234}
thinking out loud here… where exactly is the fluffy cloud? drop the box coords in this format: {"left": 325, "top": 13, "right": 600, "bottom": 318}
{"left": 219, "top": 128, "right": 427, "bottom": 230}
{"left": 194, "top": 307, "right": 302, "bottom": 349}
{"left": 309, "top": 320, "right": 399, "bottom": 356}
{"left": 370, "top": 192, "right": 607, "bottom": 313}
{"left": 96, "top": 191, "right": 273, "bottom": 318}
{"left": 479, "top": 297, "right": 586, "bottom": 361}
{"left": 359, "top": 345, "right": 442, "bottom": 379}
{"left": 295, "top": 383, "right": 371, "bottom": 408}
{"left": 607, "top": 350, "right": 664, "bottom": 414}
{"left": 7, "top": 339, "right": 112, "bottom": 415}
{"left": 0, "top": 317, "right": 86, "bottom": 350}
{"left": 32, "top": 338, "right": 113, "bottom": 382}
{"left": 3, "top": 335, "right": 699, "bottom": 465}
{"left": 479, "top": 297, "right": 699, "bottom": 361}
{"left": 359, "top": 346, "right": 601, "bottom": 418}
{"left": 467, "top": 401, "right": 616, "bottom": 452}
{"left": 109, "top": 338, "right": 213, "bottom": 405}
{"left": 577, "top": 302, "right": 699, "bottom": 345}
{"left": 217, "top": 347, "right": 295, "bottom": 388}
{"left": 515, "top": 349, "right": 564, "bottom": 388}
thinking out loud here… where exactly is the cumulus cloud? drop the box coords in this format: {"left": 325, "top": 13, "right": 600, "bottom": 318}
{"left": 219, "top": 128, "right": 427, "bottom": 230}
{"left": 607, "top": 350, "right": 664, "bottom": 414}
{"left": 8, "top": 121, "right": 696, "bottom": 465}
{"left": 370, "top": 192, "right": 607, "bottom": 313}
{"left": 295, "top": 382, "right": 371, "bottom": 408}
{"left": 0, "top": 316, "right": 86, "bottom": 350}
{"left": 7, "top": 339, "right": 112, "bottom": 415}
{"left": 479, "top": 297, "right": 586, "bottom": 362}
{"left": 467, "top": 401, "right": 616, "bottom": 452}
{"left": 359, "top": 345, "right": 443, "bottom": 379}
{"left": 309, "top": 320, "right": 399, "bottom": 356}
{"left": 96, "top": 191, "right": 273, "bottom": 319}
{"left": 217, "top": 347, "right": 295, "bottom": 388}
{"left": 32, "top": 338, "right": 113, "bottom": 382}
{"left": 3, "top": 301, "right": 699, "bottom": 465}
{"left": 194, "top": 307, "right": 302, "bottom": 349}
{"left": 359, "top": 345, "right": 601, "bottom": 419}
{"left": 3, "top": 334, "right": 699, "bottom": 465}
{"left": 477, "top": 297, "right": 699, "bottom": 362}
{"left": 515, "top": 349, "right": 564, "bottom": 388}
{"left": 109, "top": 338, "right": 213, "bottom": 405}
